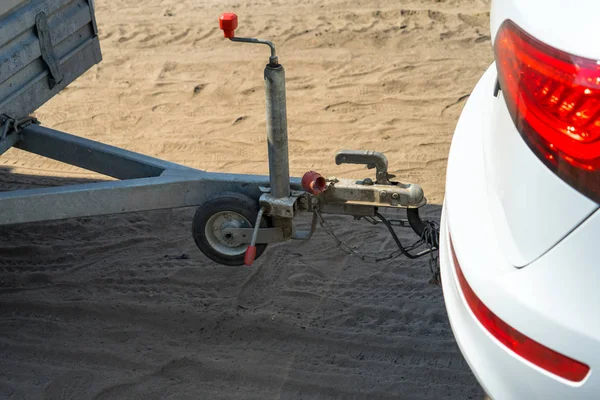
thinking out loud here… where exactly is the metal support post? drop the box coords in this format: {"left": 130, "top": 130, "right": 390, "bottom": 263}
{"left": 264, "top": 63, "right": 291, "bottom": 199}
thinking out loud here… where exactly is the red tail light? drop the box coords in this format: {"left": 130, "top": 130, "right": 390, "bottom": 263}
{"left": 449, "top": 234, "right": 590, "bottom": 382}
{"left": 495, "top": 20, "right": 600, "bottom": 202}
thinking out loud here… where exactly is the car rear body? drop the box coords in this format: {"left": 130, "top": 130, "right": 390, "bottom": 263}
{"left": 440, "top": 0, "right": 600, "bottom": 398}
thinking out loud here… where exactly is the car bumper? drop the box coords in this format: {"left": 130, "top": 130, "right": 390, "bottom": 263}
{"left": 440, "top": 65, "right": 600, "bottom": 399}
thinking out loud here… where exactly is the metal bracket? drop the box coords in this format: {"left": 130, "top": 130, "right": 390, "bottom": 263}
{"left": 258, "top": 188, "right": 309, "bottom": 218}
{"left": 35, "top": 12, "right": 63, "bottom": 90}
{"left": 335, "top": 150, "right": 396, "bottom": 185}
{"left": 88, "top": 0, "right": 99, "bottom": 35}
{"left": 1, "top": 115, "right": 39, "bottom": 142}
{"left": 0, "top": 116, "right": 13, "bottom": 141}
{"left": 222, "top": 227, "right": 285, "bottom": 245}
{"left": 493, "top": 79, "right": 501, "bottom": 97}
{"left": 259, "top": 192, "right": 298, "bottom": 218}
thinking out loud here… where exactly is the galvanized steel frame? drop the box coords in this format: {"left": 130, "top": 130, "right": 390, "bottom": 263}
{"left": 0, "top": 124, "right": 302, "bottom": 226}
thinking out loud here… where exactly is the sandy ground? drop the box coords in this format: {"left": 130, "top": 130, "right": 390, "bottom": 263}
{"left": 0, "top": 0, "right": 494, "bottom": 398}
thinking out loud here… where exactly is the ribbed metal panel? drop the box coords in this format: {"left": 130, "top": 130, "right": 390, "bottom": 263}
{"left": 0, "top": 0, "right": 101, "bottom": 119}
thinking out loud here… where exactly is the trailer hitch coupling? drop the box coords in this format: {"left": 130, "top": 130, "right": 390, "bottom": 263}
{"left": 190, "top": 13, "right": 440, "bottom": 268}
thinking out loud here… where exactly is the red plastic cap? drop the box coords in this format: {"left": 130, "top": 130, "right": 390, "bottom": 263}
{"left": 219, "top": 13, "right": 238, "bottom": 38}
{"left": 301, "top": 171, "right": 328, "bottom": 195}
{"left": 244, "top": 245, "right": 256, "bottom": 266}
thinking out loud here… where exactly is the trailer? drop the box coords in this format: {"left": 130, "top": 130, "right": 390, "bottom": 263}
{"left": 0, "top": 3, "right": 439, "bottom": 274}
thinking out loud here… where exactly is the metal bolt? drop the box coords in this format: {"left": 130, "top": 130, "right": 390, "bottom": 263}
{"left": 391, "top": 193, "right": 400, "bottom": 200}
{"left": 380, "top": 191, "right": 387, "bottom": 198}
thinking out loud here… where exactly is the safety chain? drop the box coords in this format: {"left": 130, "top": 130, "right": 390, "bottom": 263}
{"left": 418, "top": 219, "right": 441, "bottom": 285}
{"left": 314, "top": 208, "right": 441, "bottom": 285}
{"left": 0, "top": 115, "right": 40, "bottom": 141}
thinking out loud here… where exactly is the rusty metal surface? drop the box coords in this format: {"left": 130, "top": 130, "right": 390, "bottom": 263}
{"left": 319, "top": 177, "right": 426, "bottom": 209}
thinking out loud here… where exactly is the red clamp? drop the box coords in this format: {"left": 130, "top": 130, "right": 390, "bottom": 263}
{"left": 219, "top": 13, "right": 238, "bottom": 38}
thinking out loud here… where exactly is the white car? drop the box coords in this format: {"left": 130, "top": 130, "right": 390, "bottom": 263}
{"left": 440, "top": 0, "right": 600, "bottom": 398}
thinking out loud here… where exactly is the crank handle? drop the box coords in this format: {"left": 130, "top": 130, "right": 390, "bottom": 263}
{"left": 219, "top": 13, "right": 279, "bottom": 66}
{"left": 244, "top": 207, "right": 265, "bottom": 266}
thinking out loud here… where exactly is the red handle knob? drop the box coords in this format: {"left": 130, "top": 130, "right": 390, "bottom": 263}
{"left": 219, "top": 13, "right": 238, "bottom": 39}
{"left": 244, "top": 245, "right": 256, "bottom": 266}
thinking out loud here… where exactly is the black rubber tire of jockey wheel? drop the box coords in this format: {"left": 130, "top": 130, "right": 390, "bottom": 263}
{"left": 192, "top": 192, "right": 269, "bottom": 266}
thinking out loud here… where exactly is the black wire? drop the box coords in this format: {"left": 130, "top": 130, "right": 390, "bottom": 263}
{"left": 316, "top": 208, "right": 440, "bottom": 278}
{"left": 375, "top": 212, "right": 427, "bottom": 259}
{"left": 417, "top": 218, "right": 441, "bottom": 284}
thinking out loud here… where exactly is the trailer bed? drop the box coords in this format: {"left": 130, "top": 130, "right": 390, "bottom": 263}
{"left": 0, "top": 0, "right": 101, "bottom": 126}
